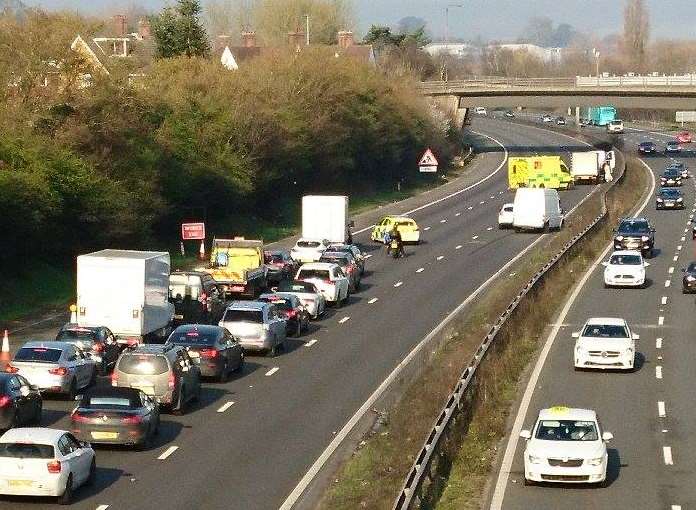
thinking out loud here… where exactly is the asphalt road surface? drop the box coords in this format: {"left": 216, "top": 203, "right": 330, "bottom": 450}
{"left": 490, "top": 124, "right": 696, "bottom": 510}
{"left": 1, "top": 117, "right": 613, "bottom": 510}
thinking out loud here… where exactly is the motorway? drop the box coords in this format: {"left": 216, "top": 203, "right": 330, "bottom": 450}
{"left": 489, "top": 122, "right": 696, "bottom": 510}
{"left": 2, "top": 117, "right": 609, "bottom": 510}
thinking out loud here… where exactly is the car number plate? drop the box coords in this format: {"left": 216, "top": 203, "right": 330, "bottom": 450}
{"left": 8, "top": 480, "right": 33, "bottom": 487}
{"left": 173, "top": 314, "right": 184, "bottom": 319}
{"left": 91, "top": 431, "right": 118, "bottom": 440}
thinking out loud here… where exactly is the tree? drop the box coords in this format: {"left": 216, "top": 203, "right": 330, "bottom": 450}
{"left": 152, "top": 0, "right": 210, "bottom": 59}
{"left": 623, "top": 0, "right": 650, "bottom": 70}
{"left": 396, "top": 16, "right": 426, "bottom": 35}
{"left": 524, "top": 16, "right": 553, "bottom": 47}
{"left": 363, "top": 25, "right": 404, "bottom": 48}
{"left": 550, "top": 23, "right": 576, "bottom": 48}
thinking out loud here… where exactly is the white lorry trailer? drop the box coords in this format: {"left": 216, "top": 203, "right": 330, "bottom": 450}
{"left": 571, "top": 151, "right": 601, "bottom": 184}
{"left": 301, "top": 195, "right": 353, "bottom": 244}
{"left": 76, "top": 250, "right": 174, "bottom": 345}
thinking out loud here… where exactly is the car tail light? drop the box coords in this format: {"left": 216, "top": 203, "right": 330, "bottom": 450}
{"left": 286, "top": 309, "right": 298, "bottom": 318}
{"left": 198, "top": 292, "right": 208, "bottom": 304}
{"left": 111, "top": 372, "right": 119, "bottom": 386}
{"left": 92, "top": 343, "right": 104, "bottom": 353}
{"left": 0, "top": 395, "right": 10, "bottom": 407}
{"left": 168, "top": 373, "right": 176, "bottom": 389}
{"left": 47, "top": 461, "right": 61, "bottom": 474}
{"left": 199, "top": 348, "right": 218, "bottom": 358}
{"left": 121, "top": 415, "right": 143, "bottom": 425}
{"left": 71, "top": 411, "right": 92, "bottom": 423}
{"left": 49, "top": 367, "right": 68, "bottom": 376}
{"left": 4, "top": 365, "right": 18, "bottom": 374}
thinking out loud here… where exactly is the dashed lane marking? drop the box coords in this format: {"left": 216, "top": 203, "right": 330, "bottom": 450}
{"left": 368, "top": 298, "right": 379, "bottom": 304}
{"left": 658, "top": 316, "right": 665, "bottom": 326}
{"left": 669, "top": 267, "right": 674, "bottom": 274}
{"left": 678, "top": 245, "right": 683, "bottom": 251}
{"left": 468, "top": 206, "right": 473, "bottom": 210}
{"left": 304, "top": 339, "right": 318, "bottom": 347}
{"left": 265, "top": 367, "right": 280, "bottom": 376}
{"left": 472, "top": 235, "right": 479, "bottom": 240}
{"left": 440, "top": 219, "right": 447, "bottom": 223}
{"left": 338, "top": 317, "right": 350, "bottom": 324}
{"left": 217, "top": 401, "right": 235, "bottom": 413}
{"left": 487, "top": 227, "right": 493, "bottom": 231}
{"left": 662, "top": 297, "right": 668, "bottom": 305}
{"left": 394, "top": 281, "right": 403, "bottom": 287}
{"left": 424, "top": 226, "right": 431, "bottom": 231}
{"left": 416, "top": 268, "right": 424, "bottom": 273}
{"left": 657, "top": 337, "right": 663, "bottom": 349}
{"left": 663, "top": 446, "right": 674, "bottom": 465}
{"left": 657, "top": 365, "right": 663, "bottom": 379}
{"left": 455, "top": 245, "right": 462, "bottom": 250}
{"left": 96, "top": 506, "right": 110, "bottom": 510}
{"left": 364, "top": 254, "right": 372, "bottom": 259}
{"left": 479, "top": 201, "right": 485, "bottom": 205}
{"left": 665, "top": 280, "right": 671, "bottom": 287}
{"left": 658, "top": 401, "right": 666, "bottom": 417}
{"left": 672, "top": 506, "right": 682, "bottom": 510}
{"left": 674, "top": 255, "right": 679, "bottom": 261}
{"left": 681, "top": 237, "right": 686, "bottom": 242}
{"left": 437, "top": 256, "right": 444, "bottom": 261}
{"left": 157, "top": 446, "right": 179, "bottom": 460}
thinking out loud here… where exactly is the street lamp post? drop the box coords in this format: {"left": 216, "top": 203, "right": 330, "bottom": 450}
{"left": 592, "top": 48, "right": 600, "bottom": 83}
{"left": 444, "top": 3, "right": 463, "bottom": 83}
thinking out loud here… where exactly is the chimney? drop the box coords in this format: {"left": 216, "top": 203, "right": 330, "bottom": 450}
{"left": 337, "top": 31, "right": 354, "bottom": 49}
{"left": 288, "top": 31, "right": 306, "bottom": 51}
{"left": 217, "top": 34, "right": 232, "bottom": 51}
{"left": 138, "top": 18, "right": 151, "bottom": 39}
{"left": 113, "top": 15, "right": 127, "bottom": 37}
{"left": 241, "top": 31, "right": 256, "bottom": 48}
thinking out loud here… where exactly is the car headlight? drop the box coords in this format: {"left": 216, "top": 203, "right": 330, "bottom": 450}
{"left": 678, "top": 197, "right": 684, "bottom": 202}
{"left": 686, "top": 275, "right": 696, "bottom": 282}
{"left": 656, "top": 198, "right": 664, "bottom": 202}
{"left": 641, "top": 236, "right": 650, "bottom": 241}
{"left": 528, "top": 454, "right": 542, "bottom": 464}
{"left": 615, "top": 236, "right": 624, "bottom": 241}
{"left": 588, "top": 457, "right": 604, "bottom": 466}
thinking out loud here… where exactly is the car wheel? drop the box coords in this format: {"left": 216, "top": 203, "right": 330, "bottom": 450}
{"left": 268, "top": 341, "right": 278, "bottom": 358}
{"left": 32, "top": 401, "right": 42, "bottom": 425}
{"left": 294, "top": 321, "right": 302, "bottom": 338}
{"left": 217, "top": 361, "right": 229, "bottom": 383}
{"left": 66, "top": 379, "right": 77, "bottom": 401}
{"left": 86, "top": 458, "right": 96, "bottom": 485}
{"left": 59, "top": 474, "right": 73, "bottom": 505}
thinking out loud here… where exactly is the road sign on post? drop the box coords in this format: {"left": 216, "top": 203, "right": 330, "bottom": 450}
{"left": 676, "top": 111, "right": 696, "bottom": 125}
{"left": 419, "top": 148, "right": 439, "bottom": 173}
{"left": 181, "top": 222, "right": 206, "bottom": 240}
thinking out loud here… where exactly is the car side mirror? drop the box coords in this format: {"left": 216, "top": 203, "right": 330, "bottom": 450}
{"left": 632, "top": 334, "right": 640, "bottom": 340}
{"left": 602, "top": 432, "right": 613, "bottom": 442}
{"left": 520, "top": 430, "right": 532, "bottom": 440}
{"left": 571, "top": 332, "right": 580, "bottom": 338}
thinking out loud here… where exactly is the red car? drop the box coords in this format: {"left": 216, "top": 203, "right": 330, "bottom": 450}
{"left": 677, "top": 131, "right": 692, "bottom": 143}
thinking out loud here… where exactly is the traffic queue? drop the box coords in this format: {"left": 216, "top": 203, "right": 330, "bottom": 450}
{"left": 0, "top": 194, "right": 422, "bottom": 504}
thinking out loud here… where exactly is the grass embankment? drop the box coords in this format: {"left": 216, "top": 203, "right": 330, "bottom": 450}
{"left": 320, "top": 159, "right": 649, "bottom": 510}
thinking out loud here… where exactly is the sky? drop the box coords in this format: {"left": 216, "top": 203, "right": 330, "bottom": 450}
{"left": 19, "top": 0, "right": 696, "bottom": 42}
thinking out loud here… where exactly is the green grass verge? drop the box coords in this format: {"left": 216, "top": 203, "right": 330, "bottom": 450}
{"left": 0, "top": 263, "right": 74, "bottom": 323}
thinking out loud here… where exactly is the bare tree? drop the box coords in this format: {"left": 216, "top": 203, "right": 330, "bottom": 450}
{"left": 623, "top": 0, "right": 650, "bottom": 71}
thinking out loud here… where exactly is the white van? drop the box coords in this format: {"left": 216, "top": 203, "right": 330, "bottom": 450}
{"left": 512, "top": 188, "right": 564, "bottom": 232}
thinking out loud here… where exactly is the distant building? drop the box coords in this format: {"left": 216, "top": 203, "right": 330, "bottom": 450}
{"left": 423, "top": 43, "right": 476, "bottom": 58}
{"left": 490, "top": 43, "right": 564, "bottom": 64}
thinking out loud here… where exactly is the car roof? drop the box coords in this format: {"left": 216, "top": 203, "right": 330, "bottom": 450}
{"left": 171, "top": 270, "right": 209, "bottom": 277}
{"left": 0, "top": 427, "right": 66, "bottom": 444}
{"left": 298, "top": 262, "right": 338, "bottom": 270}
{"left": 321, "top": 251, "right": 350, "bottom": 259}
{"left": 296, "top": 238, "right": 325, "bottom": 243}
{"left": 226, "top": 300, "right": 267, "bottom": 311}
{"left": 382, "top": 215, "right": 415, "bottom": 222}
{"left": 260, "top": 293, "right": 298, "bottom": 302}
{"left": 128, "top": 344, "right": 176, "bottom": 355}
{"left": 538, "top": 407, "right": 597, "bottom": 422}
{"left": 659, "top": 187, "right": 680, "bottom": 193}
{"left": 619, "top": 217, "right": 648, "bottom": 225}
{"left": 21, "top": 341, "right": 72, "bottom": 350}
{"left": 584, "top": 317, "right": 628, "bottom": 326}
{"left": 265, "top": 249, "right": 288, "bottom": 255}
{"left": 171, "top": 324, "right": 223, "bottom": 335}
{"left": 609, "top": 250, "right": 642, "bottom": 257}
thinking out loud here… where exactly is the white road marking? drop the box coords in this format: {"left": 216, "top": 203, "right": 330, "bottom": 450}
{"left": 662, "top": 296, "right": 668, "bottom": 305}
{"left": 499, "top": 190, "right": 505, "bottom": 194}
{"left": 658, "top": 316, "right": 665, "bottom": 326}
{"left": 416, "top": 268, "right": 424, "bottom": 273}
{"left": 672, "top": 506, "right": 682, "bottom": 510}
{"left": 304, "top": 339, "right": 318, "bottom": 347}
{"left": 157, "top": 446, "right": 179, "bottom": 460}
{"left": 487, "top": 226, "right": 493, "bottom": 231}
{"left": 668, "top": 267, "right": 674, "bottom": 274}
{"left": 455, "top": 245, "right": 462, "bottom": 250}
{"left": 678, "top": 245, "right": 683, "bottom": 250}
{"left": 663, "top": 446, "right": 674, "bottom": 465}
{"left": 96, "top": 506, "right": 110, "bottom": 510}
{"left": 455, "top": 212, "right": 461, "bottom": 217}
{"left": 440, "top": 219, "right": 447, "bottom": 224}
{"left": 674, "top": 255, "right": 679, "bottom": 261}
{"left": 657, "top": 337, "right": 663, "bottom": 349}
{"left": 490, "top": 195, "right": 495, "bottom": 199}
{"left": 394, "top": 281, "right": 403, "bottom": 287}
{"left": 338, "top": 317, "right": 350, "bottom": 324}
{"left": 657, "top": 365, "right": 663, "bottom": 379}
{"left": 472, "top": 235, "right": 479, "bottom": 240}
{"left": 665, "top": 280, "right": 671, "bottom": 287}
{"left": 658, "top": 401, "right": 666, "bottom": 417}
{"left": 367, "top": 298, "right": 379, "bottom": 304}
{"left": 467, "top": 205, "right": 474, "bottom": 210}
{"left": 437, "top": 255, "right": 444, "bottom": 261}
{"left": 424, "top": 226, "right": 431, "bottom": 231}
{"left": 364, "top": 254, "right": 372, "bottom": 259}
{"left": 681, "top": 236, "right": 686, "bottom": 242}
{"left": 217, "top": 401, "right": 235, "bottom": 413}
{"left": 685, "top": 228, "right": 690, "bottom": 233}
{"left": 480, "top": 201, "right": 485, "bottom": 205}
{"left": 265, "top": 367, "right": 279, "bottom": 376}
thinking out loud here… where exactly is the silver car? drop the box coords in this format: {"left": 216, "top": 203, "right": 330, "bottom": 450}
{"left": 219, "top": 301, "right": 287, "bottom": 356}
{"left": 8, "top": 341, "right": 97, "bottom": 399}
{"left": 276, "top": 280, "right": 326, "bottom": 319}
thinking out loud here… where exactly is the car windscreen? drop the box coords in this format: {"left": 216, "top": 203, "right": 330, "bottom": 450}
{"left": 581, "top": 324, "right": 629, "bottom": 338}
{"left": 618, "top": 221, "right": 648, "bottom": 234}
{"left": 609, "top": 254, "right": 641, "bottom": 265}
{"left": 266, "top": 253, "right": 286, "bottom": 263}
{"left": 278, "top": 281, "right": 315, "bottom": 293}
{"left": 118, "top": 355, "right": 169, "bottom": 375}
{"left": 663, "top": 170, "right": 680, "bottom": 177}
{"left": 56, "top": 330, "right": 97, "bottom": 342}
{"left": 320, "top": 257, "right": 348, "bottom": 267}
{"left": 0, "top": 443, "right": 55, "bottom": 459}
{"left": 260, "top": 298, "right": 293, "bottom": 311}
{"left": 14, "top": 347, "right": 62, "bottom": 363}
{"left": 169, "top": 274, "right": 202, "bottom": 299}
{"left": 688, "top": 262, "right": 696, "bottom": 273}
{"left": 395, "top": 221, "right": 414, "bottom": 228}
{"left": 297, "top": 269, "right": 330, "bottom": 280}
{"left": 660, "top": 189, "right": 680, "bottom": 198}
{"left": 167, "top": 330, "right": 217, "bottom": 345}
{"left": 222, "top": 309, "right": 264, "bottom": 323}
{"left": 535, "top": 420, "right": 599, "bottom": 441}
{"left": 297, "top": 241, "right": 321, "bottom": 248}
{"left": 503, "top": 206, "right": 513, "bottom": 212}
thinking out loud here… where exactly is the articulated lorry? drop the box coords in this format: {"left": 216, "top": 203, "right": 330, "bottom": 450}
{"left": 205, "top": 238, "right": 267, "bottom": 299}
{"left": 585, "top": 106, "right": 617, "bottom": 126}
{"left": 76, "top": 250, "right": 175, "bottom": 345}
{"left": 301, "top": 195, "right": 353, "bottom": 244}
{"left": 508, "top": 156, "right": 573, "bottom": 190}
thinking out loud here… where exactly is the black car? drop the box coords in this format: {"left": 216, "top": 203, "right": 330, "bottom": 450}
{"left": 259, "top": 293, "right": 310, "bottom": 337}
{"left": 660, "top": 168, "right": 682, "bottom": 187}
{"left": 168, "top": 271, "right": 226, "bottom": 326}
{"left": 0, "top": 373, "right": 42, "bottom": 429}
{"left": 682, "top": 262, "right": 696, "bottom": 293}
{"left": 638, "top": 141, "right": 657, "bottom": 154}
{"left": 55, "top": 325, "right": 121, "bottom": 375}
{"left": 614, "top": 218, "right": 655, "bottom": 257}
{"left": 556, "top": 116, "right": 566, "bottom": 125}
{"left": 165, "top": 324, "right": 244, "bottom": 382}
{"left": 656, "top": 188, "right": 684, "bottom": 210}
{"left": 70, "top": 386, "right": 160, "bottom": 449}
{"left": 667, "top": 161, "right": 689, "bottom": 179}
{"left": 264, "top": 250, "right": 299, "bottom": 284}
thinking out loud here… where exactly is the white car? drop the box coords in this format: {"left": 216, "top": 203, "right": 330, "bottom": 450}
{"left": 290, "top": 238, "right": 330, "bottom": 264}
{"left": 606, "top": 119, "right": 624, "bottom": 134}
{"left": 0, "top": 428, "right": 95, "bottom": 504}
{"left": 520, "top": 406, "right": 613, "bottom": 485}
{"left": 475, "top": 106, "right": 487, "bottom": 115}
{"left": 573, "top": 317, "right": 637, "bottom": 370}
{"left": 602, "top": 250, "right": 648, "bottom": 288}
{"left": 276, "top": 280, "right": 326, "bottom": 319}
{"left": 541, "top": 114, "right": 553, "bottom": 123}
{"left": 295, "top": 262, "right": 350, "bottom": 306}
{"left": 498, "top": 203, "right": 514, "bottom": 228}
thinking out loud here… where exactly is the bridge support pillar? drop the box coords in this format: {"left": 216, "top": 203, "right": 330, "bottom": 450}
{"left": 575, "top": 106, "right": 580, "bottom": 125}
{"left": 432, "top": 95, "right": 467, "bottom": 130}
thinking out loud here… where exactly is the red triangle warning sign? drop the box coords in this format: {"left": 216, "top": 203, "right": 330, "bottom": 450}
{"left": 418, "top": 148, "right": 439, "bottom": 166}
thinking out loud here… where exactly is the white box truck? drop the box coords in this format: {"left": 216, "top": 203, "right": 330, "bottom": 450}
{"left": 571, "top": 151, "right": 601, "bottom": 184}
{"left": 301, "top": 195, "right": 353, "bottom": 244}
{"left": 512, "top": 188, "right": 564, "bottom": 232}
{"left": 76, "top": 250, "right": 174, "bottom": 345}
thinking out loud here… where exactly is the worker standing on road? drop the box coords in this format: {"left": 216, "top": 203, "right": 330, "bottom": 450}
{"left": 603, "top": 161, "right": 613, "bottom": 182}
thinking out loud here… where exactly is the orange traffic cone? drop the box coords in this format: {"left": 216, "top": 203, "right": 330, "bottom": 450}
{"left": 199, "top": 240, "right": 206, "bottom": 260}
{"left": 0, "top": 330, "right": 10, "bottom": 368}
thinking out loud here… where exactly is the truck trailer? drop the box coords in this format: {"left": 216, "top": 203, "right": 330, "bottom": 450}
{"left": 301, "top": 195, "right": 352, "bottom": 244}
